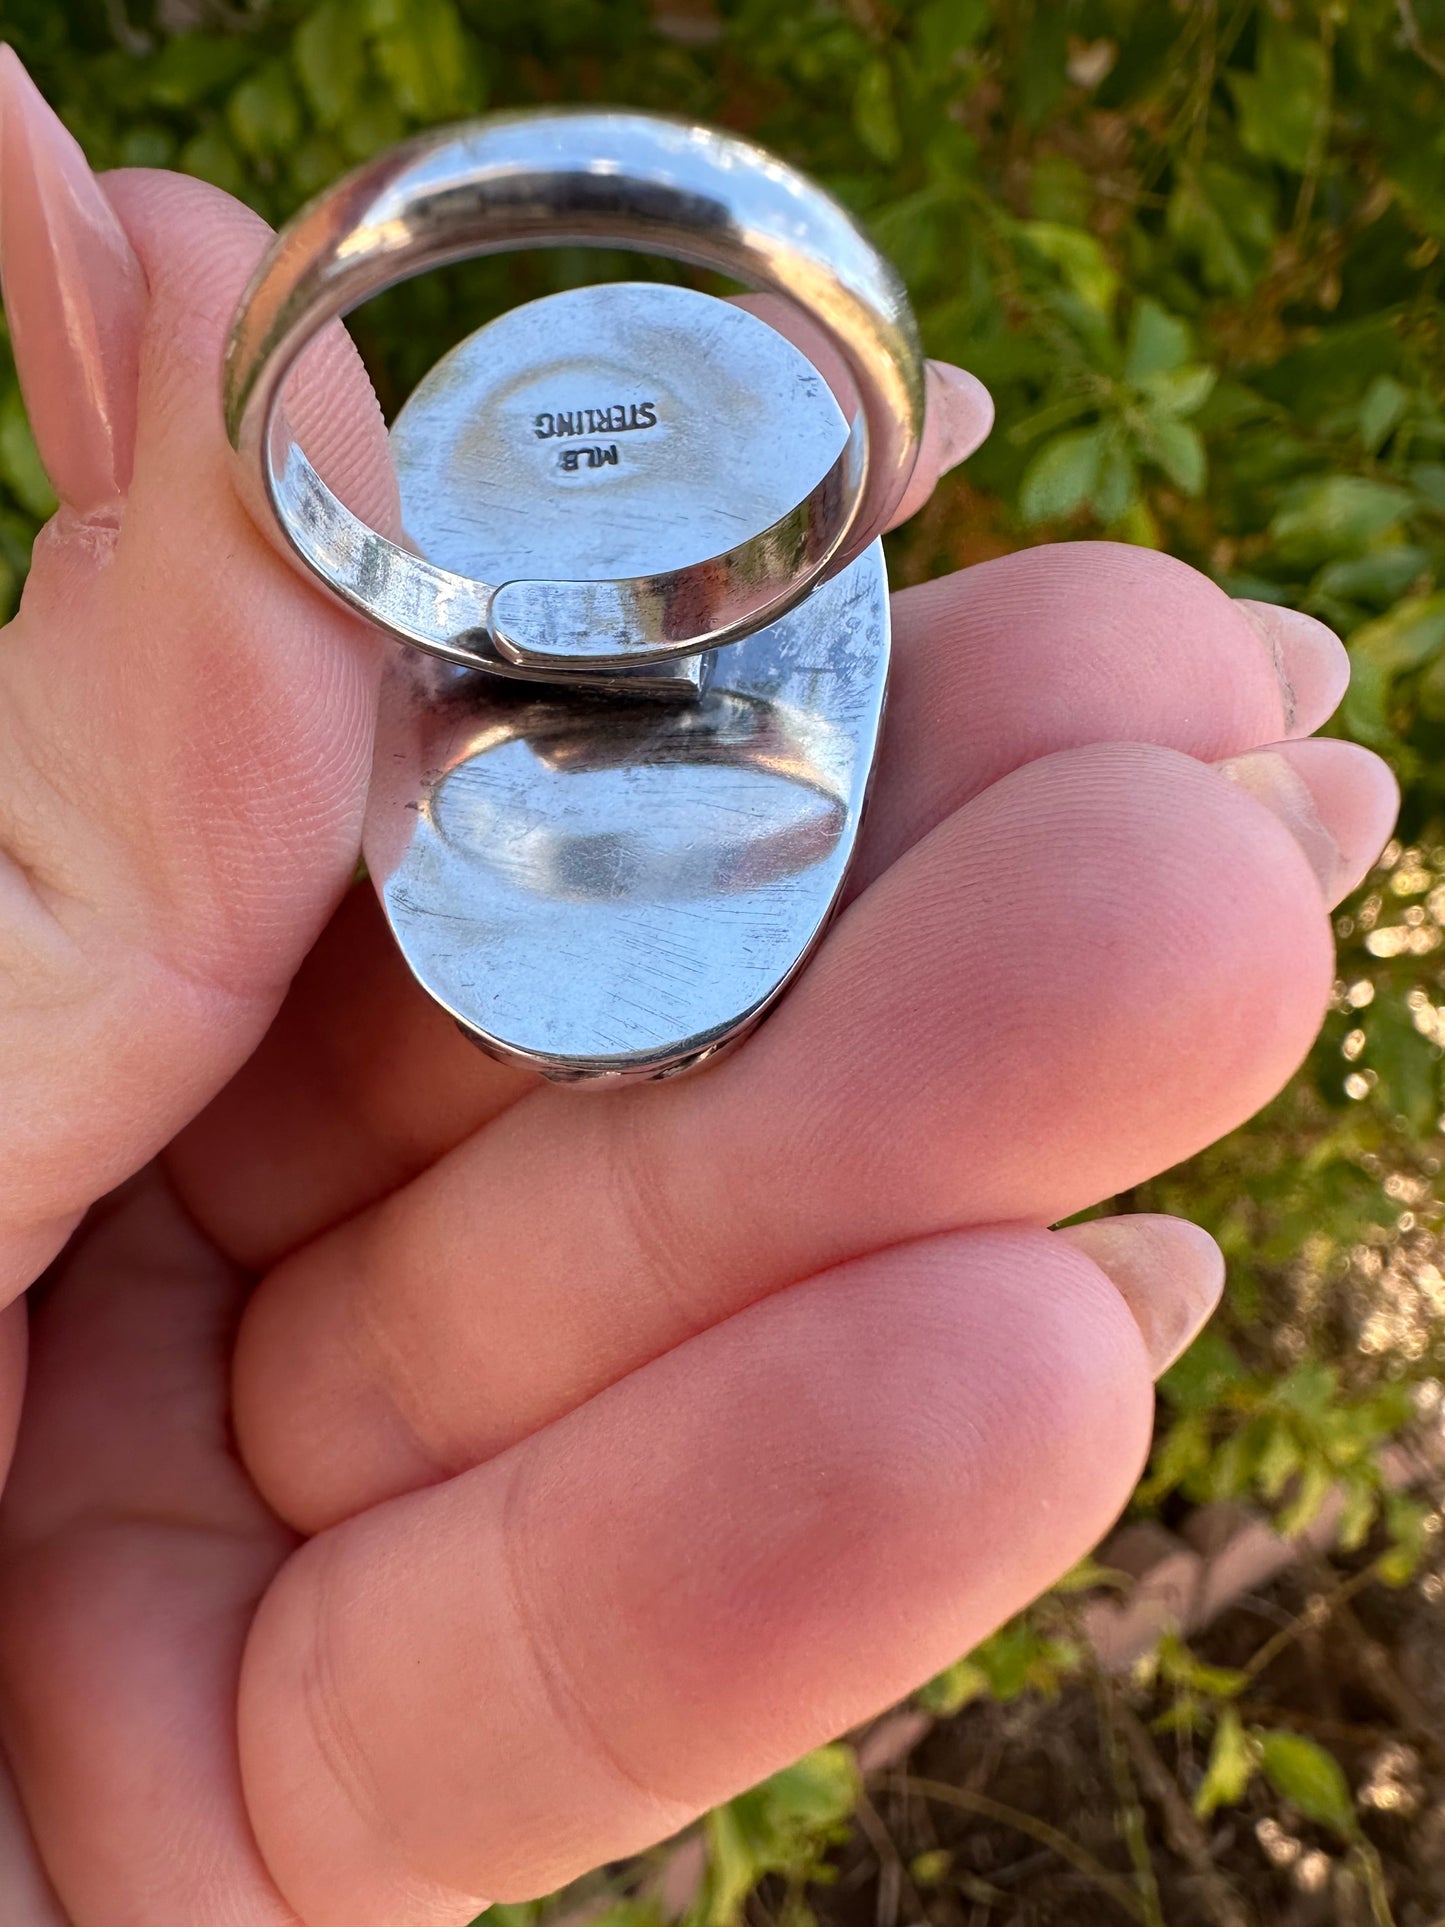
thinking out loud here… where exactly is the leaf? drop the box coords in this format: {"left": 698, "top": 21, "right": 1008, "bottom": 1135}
{"left": 969, "top": 1618, "right": 1043, "bottom": 1698}
{"left": 289, "top": 132, "right": 348, "bottom": 197}
{"left": 144, "top": 34, "right": 252, "bottom": 108}
{"left": 1335, "top": 1479, "right": 1378, "bottom": 1554}
{"left": 1258, "top": 1731, "right": 1357, "bottom": 1840}
{"left": 479, "top": 1906, "right": 540, "bottom": 1927}
{"left": 177, "top": 124, "right": 250, "bottom": 201}
{"left": 1145, "top": 416, "right": 1207, "bottom": 496}
{"left": 853, "top": 57, "right": 901, "bottom": 165}
{"left": 917, "top": 1655, "right": 990, "bottom": 1715}
{"left": 1137, "top": 1409, "right": 1213, "bottom": 1504}
{"left": 1194, "top": 1708, "right": 1256, "bottom": 1818}
{"left": 910, "top": 1849, "right": 951, "bottom": 1886}
{"left": 1269, "top": 476, "right": 1414, "bottom": 567}
{"left": 336, "top": 87, "right": 407, "bottom": 164}
{"left": 1093, "top": 435, "right": 1138, "bottom": 523}
{"left": 1158, "top": 1633, "right": 1248, "bottom": 1700}
{"left": 700, "top": 1748, "right": 859, "bottom": 1927}
{"left": 1125, "top": 298, "right": 1192, "bottom": 380}
{"left": 1360, "top": 993, "right": 1440, "bottom": 1132}
{"left": 1338, "top": 648, "right": 1400, "bottom": 752}
{"left": 366, "top": 0, "right": 480, "bottom": 121}
{"left": 294, "top": 1, "right": 367, "bottom": 130}
{"left": 1359, "top": 374, "right": 1409, "bottom": 454}
{"left": 1205, "top": 1420, "right": 1267, "bottom": 1502}
{"left": 1013, "top": 0, "right": 1068, "bottom": 127}
{"left": 1275, "top": 1360, "right": 1339, "bottom": 1420}
{"left": 1018, "top": 220, "right": 1118, "bottom": 315}
{"left": 1166, "top": 161, "right": 1276, "bottom": 294}
{"left": 1275, "top": 1456, "right": 1336, "bottom": 1538}
{"left": 1229, "top": 28, "right": 1330, "bottom": 173}
{"left": 1019, "top": 425, "right": 1104, "bottom": 523}
{"left": 1378, "top": 1490, "right": 1433, "bottom": 1586}
{"left": 1349, "top": 591, "right": 1445, "bottom": 676}
{"left": 914, "top": 0, "right": 989, "bottom": 68}
{"left": 1317, "top": 547, "right": 1429, "bottom": 608}
{"left": 1157, "top": 1327, "right": 1247, "bottom": 1414}
{"left": 960, "top": 1615, "right": 1080, "bottom": 1701}
{"left": 702, "top": 1801, "right": 766, "bottom": 1927}
{"left": 1137, "top": 365, "right": 1216, "bottom": 418}
{"left": 1255, "top": 1420, "right": 1302, "bottom": 1502}
{"left": 227, "top": 64, "right": 303, "bottom": 159}
{"left": 117, "top": 123, "right": 175, "bottom": 168}
{"left": 0, "top": 387, "right": 56, "bottom": 520}
{"left": 1030, "top": 151, "right": 1091, "bottom": 226}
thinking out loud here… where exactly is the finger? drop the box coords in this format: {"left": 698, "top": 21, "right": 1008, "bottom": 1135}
{"left": 1216, "top": 739, "right": 1400, "bottom": 904}
{"left": 0, "top": 54, "right": 393, "bottom": 1294}
{"left": 161, "top": 309, "right": 997, "bottom": 1266}
{"left": 728, "top": 293, "right": 993, "bottom": 525}
{"left": 171, "top": 542, "right": 1349, "bottom": 1270}
{"left": 857, "top": 542, "right": 1350, "bottom": 895}
{"left": 0, "top": 1175, "right": 297, "bottom": 1925}
{"left": 1056, "top": 1213, "right": 1225, "bottom": 1376}
{"left": 238, "top": 1227, "right": 1154, "bottom": 1926}
{"left": 165, "top": 883, "right": 537, "bottom": 1275}
{"left": 0, "top": 1754, "right": 65, "bottom": 1927}
{"left": 233, "top": 737, "right": 1391, "bottom": 1532}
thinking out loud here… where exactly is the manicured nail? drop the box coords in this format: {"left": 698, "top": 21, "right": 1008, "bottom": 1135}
{"left": 927, "top": 360, "right": 994, "bottom": 473}
{"left": 1057, "top": 1214, "right": 1224, "bottom": 1377}
{"left": 883, "top": 362, "right": 994, "bottom": 529}
{"left": 0, "top": 45, "right": 147, "bottom": 510}
{"left": 1215, "top": 739, "right": 1399, "bottom": 907}
{"left": 1234, "top": 599, "right": 1350, "bottom": 737}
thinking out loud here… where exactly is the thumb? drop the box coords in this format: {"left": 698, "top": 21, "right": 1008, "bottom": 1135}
{"left": 0, "top": 48, "right": 394, "bottom": 1294}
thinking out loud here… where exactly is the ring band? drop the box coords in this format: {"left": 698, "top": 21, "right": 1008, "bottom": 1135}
{"left": 223, "top": 109, "right": 925, "bottom": 672}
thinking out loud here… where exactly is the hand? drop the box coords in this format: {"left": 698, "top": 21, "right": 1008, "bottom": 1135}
{"left": 0, "top": 49, "right": 1398, "bottom": 1927}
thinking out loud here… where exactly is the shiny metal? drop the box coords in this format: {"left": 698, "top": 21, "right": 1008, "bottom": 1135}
{"left": 225, "top": 111, "right": 922, "bottom": 1080}
{"left": 367, "top": 283, "right": 891, "bottom": 1078}
{"left": 222, "top": 109, "right": 923, "bottom": 671}
{"left": 387, "top": 283, "right": 849, "bottom": 699}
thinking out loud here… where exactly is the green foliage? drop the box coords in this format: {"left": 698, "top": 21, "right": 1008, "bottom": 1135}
{"left": 693, "top": 1747, "right": 858, "bottom": 1927}
{"left": 1194, "top": 1706, "right": 1255, "bottom": 1820}
{"left": 4, "top": 0, "right": 1445, "bottom": 1920}
{"left": 1141, "top": 1338, "right": 1419, "bottom": 1549}
{"left": 1258, "top": 1728, "right": 1359, "bottom": 1839}
{"left": 918, "top": 1612, "right": 1082, "bottom": 1715}
{"left": 1195, "top": 1712, "right": 1359, "bottom": 1838}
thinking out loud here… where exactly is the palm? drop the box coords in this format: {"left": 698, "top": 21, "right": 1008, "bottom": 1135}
{"left": 0, "top": 1176, "right": 296, "bottom": 1926}
{"left": 0, "top": 101, "right": 1394, "bottom": 1927}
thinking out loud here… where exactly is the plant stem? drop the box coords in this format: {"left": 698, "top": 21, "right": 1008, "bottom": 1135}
{"left": 891, "top": 1775, "right": 1150, "bottom": 1926}
{"left": 1092, "top": 1673, "right": 1166, "bottom": 1927}
{"left": 1113, "top": 1698, "right": 1251, "bottom": 1927}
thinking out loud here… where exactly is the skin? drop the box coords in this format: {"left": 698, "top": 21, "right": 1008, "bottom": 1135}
{"left": 0, "top": 84, "right": 1400, "bottom": 1927}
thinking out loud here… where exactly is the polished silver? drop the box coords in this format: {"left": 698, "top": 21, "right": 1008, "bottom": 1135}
{"left": 223, "top": 112, "right": 923, "bottom": 1080}
{"left": 222, "top": 109, "right": 923, "bottom": 671}
{"left": 368, "top": 283, "right": 889, "bottom": 1078}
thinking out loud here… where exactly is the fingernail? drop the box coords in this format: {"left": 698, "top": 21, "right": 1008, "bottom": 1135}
{"left": 0, "top": 46, "right": 147, "bottom": 510}
{"left": 1215, "top": 739, "right": 1399, "bottom": 907}
{"left": 1057, "top": 1214, "right": 1224, "bottom": 1377}
{"left": 1234, "top": 599, "right": 1350, "bottom": 737}
{"left": 927, "top": 361, "right": 994, "bottom": 472}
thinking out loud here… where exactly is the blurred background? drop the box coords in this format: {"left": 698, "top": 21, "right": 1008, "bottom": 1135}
{"left": 3, "top": 1, "right": 1445, "bottom": 1920}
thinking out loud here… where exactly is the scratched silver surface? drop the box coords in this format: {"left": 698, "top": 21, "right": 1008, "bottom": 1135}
{"left": 365, "top": 284, "right": 891, "bottom": 1080}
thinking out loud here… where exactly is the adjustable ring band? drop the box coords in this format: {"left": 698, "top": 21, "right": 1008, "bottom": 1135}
{"left": 223, "top": 109, "right": 925, "bottom": 671}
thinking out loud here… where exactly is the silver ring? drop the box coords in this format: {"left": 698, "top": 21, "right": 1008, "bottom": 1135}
{"left": 222, "top": 109, "right": 925, "bottom": 672}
